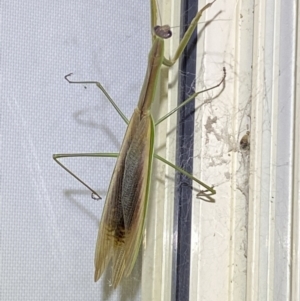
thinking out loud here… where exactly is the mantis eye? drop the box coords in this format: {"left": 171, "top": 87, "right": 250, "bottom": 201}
{"left": 154, "top": 25, "right": 172, "bottom": 39}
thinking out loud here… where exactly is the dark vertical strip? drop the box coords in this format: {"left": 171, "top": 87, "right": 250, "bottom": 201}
{"left": 172, "top": 0, "right": 198, "bottom": 301}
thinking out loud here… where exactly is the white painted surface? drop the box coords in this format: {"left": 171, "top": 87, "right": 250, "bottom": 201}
{"left": 192, "top": 0, "right": 252, "bottom": 299}
{"left": 191, "top": 0, "right": 299, "bottom": 300}
{"left": 247, "top": 0, "right": 297, "bottom": 300}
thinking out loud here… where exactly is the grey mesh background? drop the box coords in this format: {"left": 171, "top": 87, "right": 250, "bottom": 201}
{"left": 1, "top": 0, "right": 150, "bottom": 300}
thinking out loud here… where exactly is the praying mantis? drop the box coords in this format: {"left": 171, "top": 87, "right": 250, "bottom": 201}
{"left": 53, "top": 0, "right": 225, "bottom": 288}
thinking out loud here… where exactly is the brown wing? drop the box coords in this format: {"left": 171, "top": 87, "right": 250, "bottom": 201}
{"left": 94, "top": 108, "right": 154, "bottom": 288}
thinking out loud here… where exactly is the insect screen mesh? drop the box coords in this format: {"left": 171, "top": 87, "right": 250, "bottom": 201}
{"left": 1, "top": 1, "right": 150, "bottom": 300}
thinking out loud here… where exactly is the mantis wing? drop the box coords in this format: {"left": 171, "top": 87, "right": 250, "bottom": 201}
{"left": 94, "top": 107, "right": 155, "bottom": 288}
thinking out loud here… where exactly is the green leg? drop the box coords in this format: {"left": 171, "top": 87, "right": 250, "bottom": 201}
{"left": 154, "top": 154, "right": 216, "bottom": 198}
{"left": 53, "top": 152, "right": 119, "bottom": 199}
{"left": 155, "top": 68, "right": 226, "bottom": 126}
{"left": 65, "top": 74, "right": 129, "bottom": 125}
{"left": 150, "top": 0, "right": 158, "bottom": 39}
{"left": 163, "top": 1, "right": 216, "bottom": 67}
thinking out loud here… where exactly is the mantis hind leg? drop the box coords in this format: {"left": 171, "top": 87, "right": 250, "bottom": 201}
{"left": 53, "top": 152, "right": 119, "bottom": 199}
{"left": 154, "top": 154, "right": 216, "bottom": 199}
